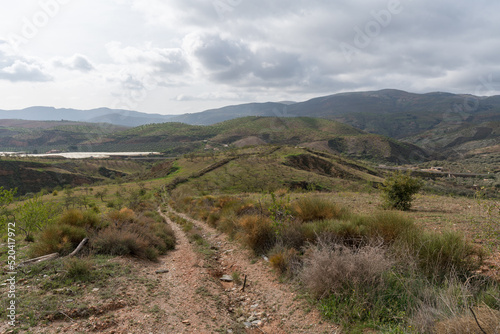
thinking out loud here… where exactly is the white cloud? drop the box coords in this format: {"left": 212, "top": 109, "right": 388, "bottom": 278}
{"left": 53, "top": 54, "right": 94, "bottom": 72}
{"left": 2, "top": 1, "right": 500, "bottom": 112}
{"left": 0, "top": 60, "right": 52, "bottom": 82}
{"left": 0, "top": 41, "right": 52, "bottom": 82}
{"left": 106, "top": 42, "right": 189, "bottom": 75}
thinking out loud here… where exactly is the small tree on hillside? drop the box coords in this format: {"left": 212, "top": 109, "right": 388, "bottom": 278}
{"left": 381, "top": 171, "right": 423, "bottom": 211}
{"left": 15, "top": 195, "right": 59, "bottom": 241}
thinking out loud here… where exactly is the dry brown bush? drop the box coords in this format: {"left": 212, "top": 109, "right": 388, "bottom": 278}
{"left": 91, "top": 209, "right": 176, "bottom": 261}
{"left": 300, "top": 239, "right": 393, "bottom": 298}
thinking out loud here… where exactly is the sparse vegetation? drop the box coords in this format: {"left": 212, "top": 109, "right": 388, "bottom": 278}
{"left": 169, "top": 188, "right": 498, "bottom": 332}
{"left": 2, "top": 138, "right": 498, "bottom": 332}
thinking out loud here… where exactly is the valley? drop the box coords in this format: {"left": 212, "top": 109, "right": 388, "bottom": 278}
{"left": 0, "top": 89, "right": 499, "bottom": 333}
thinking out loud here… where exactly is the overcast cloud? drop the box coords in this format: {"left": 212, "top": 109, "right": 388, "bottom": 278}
{"left": 0, "top": 0, "right": 499, "bottom": 114}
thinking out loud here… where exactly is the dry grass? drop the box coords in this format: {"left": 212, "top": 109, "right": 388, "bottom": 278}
{"left": 237, "top": 214, "right": 276, "bottom": 255}
{"left": 292, "top": 196, "right": 347, "bottom": 222}
{"left": 433, "top": 307, "right": 500, "bottom": 334}
{"left": 269, "top": 244, "right": 300, "bottom": 276}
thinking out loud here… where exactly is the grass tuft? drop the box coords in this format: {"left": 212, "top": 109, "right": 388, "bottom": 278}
{"left": 237, "top": 214, "right": 276, "bottom": 255}
{"left": 292, "top": 196, "right": 347, "bottom": 222}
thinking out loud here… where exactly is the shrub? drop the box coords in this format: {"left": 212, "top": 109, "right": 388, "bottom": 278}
{"left": 303, "top": 218, "right": 369, "bottom": 248}
{"left": 292, "top": 197, "right": 347, "bottom": 222}
{"left": 301, "top": 240, "right": 393, "bottom": 298}
{"left": 433, "top": 307, "right": 500, "bottom": 334}
{"left": 92, "top": 227, "right": 150, "bottom": 258}
{"left": 150, "top": 222, "right": 176, "bottom": 253}
{"left": 29, "top": 208, "right": 104, "bottom": 257}
{"left": 206, "top": 210, "right": 221, "bottom": 227}
{"left": 30, "top": 224, "right": 87, "bottom": 257}
{"left": 91, "top": 210, "right": 176, "bottom": 261}
{"left": 410, "top": 275, "right": 500, "bottom": 333}
{"left": 380, "top": 171, "right": 423, "bottom": 211}
{"left": 237, "top": 215, "right": 276, "bottom": 255}
{"left": 217, "top": 214, "right": 238, "bottom": 238}
{"left": 106, "top": 207, "right": 135, "bottom": 226}
{"left": 302, "top": 240, "right": 409, "bottom": 330}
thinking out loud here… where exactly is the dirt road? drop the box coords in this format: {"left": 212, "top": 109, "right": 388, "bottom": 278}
{"left": 21, "top": 206, "right": 337, "bottom": 333}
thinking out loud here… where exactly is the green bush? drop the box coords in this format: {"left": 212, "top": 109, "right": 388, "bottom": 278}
{"left": 366, "top": 211, "right": 417, "bottom": 243}
{"left": 380, "top": 171, "right": 423, "bottom": 211}
{"left": 59, "top": 209, "right": 101, "bottom": 229}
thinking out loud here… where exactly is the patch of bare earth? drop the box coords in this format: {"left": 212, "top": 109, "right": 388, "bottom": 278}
{"left": 16, "top": 207, "right": 337, "bottom": 334}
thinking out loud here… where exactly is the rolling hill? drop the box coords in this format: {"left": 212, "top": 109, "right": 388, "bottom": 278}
{"left": 3, "top": 89, "right": 498, "bottom": 159}
{"left": 92, "top": 117, "right": 428, "bottom": 163}
{"left": 0, "top": 116, "right": 428, "bottom": 164}
{"left": 0, "top": 120, "right": 127, "bottom": 153}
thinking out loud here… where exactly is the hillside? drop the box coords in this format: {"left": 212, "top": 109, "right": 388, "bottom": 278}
{"left": 0, "top": 157, "right": 150, "bottom": 194}
{"left": 95, "top": 117, "right": 429, "bottom": 163}
{"left": 3, "top": 89, "right": 499, "bottom": 158}
{"left": 2, "top": 146, "right": 498, "bottom": 333}
{"left": 161, "top": 90, "right": 499, "bottom": 136}
{"left": 406, "top": 121, "right": 500, "bottom": 158}
{"left": 0, "top": 117, "right": 425, "bottom": 163}
{"left": 168, "top": 102, "right": 289, "bottom": 125}
{"left": 0, "top": 120, "right": 127, "bottom": 153}
{"left": 154, "top": 145, "right": 384, "bottom": 194}
{"left": 169, "top": 89, "right": 500, "bottom": 157}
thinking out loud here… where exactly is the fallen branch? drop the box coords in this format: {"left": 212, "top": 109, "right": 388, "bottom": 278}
{"left": 67, "top": 237, "right": 89, "bottom": 257}
{"left": 18, "top": 253, "right": 59, "bottom": 266}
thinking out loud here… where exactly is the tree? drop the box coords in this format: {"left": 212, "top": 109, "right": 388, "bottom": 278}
{"left": 95, "top": 188, "right": 108, "bottom": 202}
{"left": 380, "top": 171, "right": 423, "bottom": 211}
{"left": 15, "top": 195, "right": 59, "bottom": 241}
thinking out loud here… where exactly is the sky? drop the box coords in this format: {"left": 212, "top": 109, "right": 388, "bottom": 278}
{"left": 1, "top": 0, "right": 500, "bottom": 115}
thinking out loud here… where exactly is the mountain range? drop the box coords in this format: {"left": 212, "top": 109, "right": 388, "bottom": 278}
{"left": 0, "top": 107, "right": 175, "bottom": 127}
{"left": 1, "top": 89, "right": 499, "bottom": 157}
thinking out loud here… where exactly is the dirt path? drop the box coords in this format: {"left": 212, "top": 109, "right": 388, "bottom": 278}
{"left": 165, "top": 206, "right": 338, "bottom": 334}
{"left": 18, "top": 207, "right": 338, "bottom": 334}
